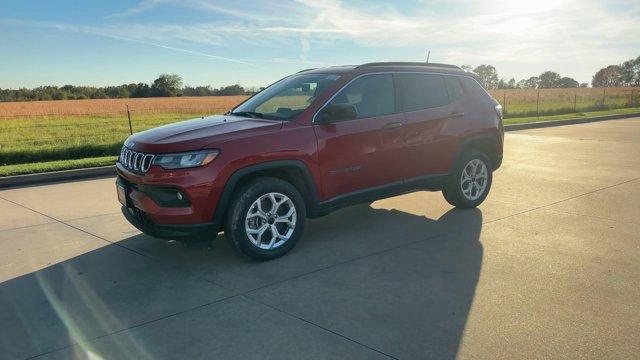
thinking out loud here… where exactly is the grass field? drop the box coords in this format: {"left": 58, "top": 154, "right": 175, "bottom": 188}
{"left": 488, "top": 87, "right": 639, "bottom": 117}
{"left": 1, "top": 89, "right": 639, "bottom": 176}
{"left": 0, "top": 96, "right": 247, "bottom": 166}
{"left": 0, "top": 95, "right": 248, "bottom": 117}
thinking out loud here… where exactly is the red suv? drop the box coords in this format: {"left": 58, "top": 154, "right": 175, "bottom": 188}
{"left": 116, "top": 62, "right": 503, "bottom": 260}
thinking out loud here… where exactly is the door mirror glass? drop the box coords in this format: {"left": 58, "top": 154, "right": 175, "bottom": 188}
{"left": 317, "top": 104, "right": 357, "bottom": 123}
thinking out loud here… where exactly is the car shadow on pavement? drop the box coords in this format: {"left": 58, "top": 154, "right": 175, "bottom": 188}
{"left": 0, "top": 204, "right": 483, "bottom": 359}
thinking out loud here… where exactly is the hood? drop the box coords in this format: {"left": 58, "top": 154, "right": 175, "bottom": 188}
{"left": 126, "top": 115, "right": 282, "bottom": 153}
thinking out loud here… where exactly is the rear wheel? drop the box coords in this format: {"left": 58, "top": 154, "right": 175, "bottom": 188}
{"left": 442, "top": 151, "right": 492, "bottom": 209}
{"left": 225, "top": 177, "right": 306, "bottom": 260}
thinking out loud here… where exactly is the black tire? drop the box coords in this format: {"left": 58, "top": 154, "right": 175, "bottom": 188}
{"left": 442, "top": 150, "right": 493, "bottom": 209}
{"left": 224, "top": 177, "right": 306, "bottom": 260}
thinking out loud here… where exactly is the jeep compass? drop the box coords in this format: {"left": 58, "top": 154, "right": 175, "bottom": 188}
{"left": 116, "top": 62, "right": 504, "bottom": 260}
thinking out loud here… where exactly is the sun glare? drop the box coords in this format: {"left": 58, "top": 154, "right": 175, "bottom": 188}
{"left": 499, "top": 0, "right": 560, "bottom": 14}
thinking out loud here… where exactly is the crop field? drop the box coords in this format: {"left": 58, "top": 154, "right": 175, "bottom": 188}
{"left": 0, "top": 96, "right": 248, "bottom": 166}
{"left": 0, "top": 89, "right": 639, "bottom": 176}
{"left": 0, "top": 96, "right": 249, "bottom": 117}
{"left": 488, "top": 87, "right": 639, "bottom": 117}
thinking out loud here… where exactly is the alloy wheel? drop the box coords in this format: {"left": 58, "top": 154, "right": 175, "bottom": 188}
{"left": 244, "top": 192, "right": 297, "bottom": 250}
{"left": 460, "top": 159, "right": 488, "bottom": 201}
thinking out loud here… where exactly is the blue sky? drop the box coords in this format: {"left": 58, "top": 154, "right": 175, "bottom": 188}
{"left": 1, "top": 0, "right": 638, "bottom": 88}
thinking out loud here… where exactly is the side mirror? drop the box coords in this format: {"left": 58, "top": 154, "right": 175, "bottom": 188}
{"left": 317, "top": 104, "right": 357, "bottom": 123}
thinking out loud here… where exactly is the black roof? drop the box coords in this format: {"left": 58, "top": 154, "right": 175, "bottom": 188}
{"left": 298, "top": 62, "right": 465, "bottom": 75}
{"left": 356, "top": 62, "right": 461, "bottom": 70}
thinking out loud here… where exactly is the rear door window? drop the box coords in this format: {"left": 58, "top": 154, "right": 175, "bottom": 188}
{"left": 328, "top": 74, "right": 395, "bottom": 119}
{"left": 397, "top": 73, "right": 449, "bottom": 111}
{"left": 446, "top": 76, "right": 464, "bottom": 101}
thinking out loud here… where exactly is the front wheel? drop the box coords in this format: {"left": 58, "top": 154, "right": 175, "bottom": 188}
{"left": 442, "top": 151, "right": 493, "bottom": 209}
{"left": 225, "top": 177, "right": 306, "bottom": 260}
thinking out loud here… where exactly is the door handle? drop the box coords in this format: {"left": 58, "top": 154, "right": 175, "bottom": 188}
{"left": 382, "top": 122, "right": 403, "bottom": 130}
{"left": 449, "top": 112, "right": 465, "bottom": 119}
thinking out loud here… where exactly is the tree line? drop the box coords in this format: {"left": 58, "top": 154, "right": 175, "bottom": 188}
{"left": 0, "top": 74, "right": 258, "bottom": 102}
{"left": 591, "top": 56, "right": 640, "bottom": 87}
{"left": 466, "top": 55, "right": 640, "bottom": 90}
{"left": 2, "top": 56, "right": 639, "bottom": 102}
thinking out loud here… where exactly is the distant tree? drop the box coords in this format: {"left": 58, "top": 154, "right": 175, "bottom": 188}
{"left": 557, "top": 77, "right": 579, "bottom": 88}
{"left": 60, "top": 85, "right": 75, "bottom": 92}
{"left": 128, "top": 83, "right": 151, "bottom": 98}
{"left": 105, "top": 86, "right": 130, "bottom": 98}
{"left": 517, "top": 76, "right": 540, "bottom": 89}
{"left": 618, "top": 56, "right": 640, "bottom": 86}
{"left": 592, "top": 65, "right": 623, "bottom": 87}
{"left": 150, "top": 74, "right": 183, "bottom": 97}
{"left": 184, "top": 86, "right": 216, "bottom": 96}
{"left": 497, "top": 78, "right": 516, "bottom": 89}
{"left": 460, "top": 64, "right": 473, "bottom": 72}
{"left": 214, "top": 84, "right": 245, "bottom": 96}
{"left": 91, "top": 89, "right": 108, "bottom": 99}
{"left": 243, "top": 86, "right": 263, "bottom": 95}
{"left": 472, "top": 65, "right": 499, "bottom": 89}
{"left": 579, "top": 83, "right": 589, "bottom": 88}
{"left": 538, "top": 71, "right": 562, "bottom": 88}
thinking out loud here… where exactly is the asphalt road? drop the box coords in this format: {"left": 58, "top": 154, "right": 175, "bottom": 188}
{"left": 1, "top": 119, "right": 639, "bottom": 359}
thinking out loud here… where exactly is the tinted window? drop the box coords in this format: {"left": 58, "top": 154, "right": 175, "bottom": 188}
{"left": 233, "top": 73, "right": 341, "bottom": 120}
{"left": 460, "top": 76, "right": 487, "bottom": 98}
{"left": 398, "top": 73, "right": 449, "bottom": 111}
{"left": 328, "top": 74, "right": 395, "bottom": 119}
{"left": 446, "top": 76, "right": 464, "bottom": 101}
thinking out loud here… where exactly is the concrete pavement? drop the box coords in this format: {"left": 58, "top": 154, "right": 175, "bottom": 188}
{"left": 1, "top": 119, "right": 639, "bottom": 359}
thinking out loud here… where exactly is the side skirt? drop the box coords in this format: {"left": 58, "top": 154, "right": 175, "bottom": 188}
{"left": 308, "top": 173, "right": 449, "bottom": 218}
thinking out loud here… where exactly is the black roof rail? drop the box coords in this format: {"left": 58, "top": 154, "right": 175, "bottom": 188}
{"left": 356, "top": 62, "right": 461, "bottom": 70}
{"left": 297, "top": 68, "right": 317, "bottom": 73}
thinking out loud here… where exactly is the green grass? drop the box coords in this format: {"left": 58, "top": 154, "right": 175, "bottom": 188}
{"left": 0, "top": 112, "right": 206, "bottom": 165}
{"left": 497, "top": 91, "right": 638, "bottom": 118}
{"left": 0, "top": 156, "right": 118, "bottom": 177}
{"left": 1, "top": 105, "right": 640, "bottom": 177}
{"left": 503, "top": 107, "right": 640, "bottom": 125}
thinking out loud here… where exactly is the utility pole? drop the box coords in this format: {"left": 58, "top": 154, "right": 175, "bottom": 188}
{"left": 426, "top": 50, "right": 430, "bottom": 63}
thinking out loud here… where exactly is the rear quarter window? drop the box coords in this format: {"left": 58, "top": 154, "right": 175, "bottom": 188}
{"left": 397, "top": 73, "right": 449, "bottom": 111}
{"left": 460, "top": 76, "right": 487, "bottom": 98}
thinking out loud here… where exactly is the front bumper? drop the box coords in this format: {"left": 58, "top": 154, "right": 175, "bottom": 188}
{"left": 121, "top": 205, "right": 219, "bottom": 240}
{"left": 116, "top": 162, "right": 224, "bottom": 225}
{"left": 116, "top": 161, "right": 224, "bottom": 239}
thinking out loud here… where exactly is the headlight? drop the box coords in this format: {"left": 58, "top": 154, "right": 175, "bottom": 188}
{"left": 152, "top": 150, "right": 219, "bottom": 169}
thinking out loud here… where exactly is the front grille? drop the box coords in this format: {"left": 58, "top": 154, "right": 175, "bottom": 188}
{"left": 119, "top": 146, "right": 155, "bottom": 173}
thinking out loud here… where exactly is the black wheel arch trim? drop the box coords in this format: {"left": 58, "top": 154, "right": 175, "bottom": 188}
{"left": 453, "top": 133, "right": 502, "bottom": 171}
{"left": 212, "top": 159, "right": 321, "bottom": 224}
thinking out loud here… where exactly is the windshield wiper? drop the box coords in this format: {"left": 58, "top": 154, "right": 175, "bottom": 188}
{"left": 229, "top": 111, "right": 264, "bottom": 119}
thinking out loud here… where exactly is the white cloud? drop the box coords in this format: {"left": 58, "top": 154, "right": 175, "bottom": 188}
{"left": 5, "top": 0, "right": 639, "bottom": 81}
{"left": 105, "top": 0, "right": 167, "bottom": 19}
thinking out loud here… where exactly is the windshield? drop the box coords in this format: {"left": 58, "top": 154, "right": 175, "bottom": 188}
{"left": 230, "top": 73, "right": 341, "bottom": 120}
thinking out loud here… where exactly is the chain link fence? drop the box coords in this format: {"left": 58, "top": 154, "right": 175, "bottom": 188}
{"left": 489, "top": 87, "right": 639, "bottom": 118}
